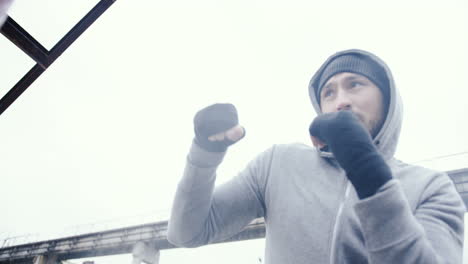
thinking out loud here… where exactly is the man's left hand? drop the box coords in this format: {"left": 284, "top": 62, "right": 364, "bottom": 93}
{"left": 309, "top": 111, "right": 392, "bottom": 199}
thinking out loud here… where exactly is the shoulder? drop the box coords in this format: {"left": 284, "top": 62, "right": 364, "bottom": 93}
{"left": 390, "top": 160, "right": 464, "bottom": 209}
{"left": 390, "top": 159, "right": 448, "bottom": 181}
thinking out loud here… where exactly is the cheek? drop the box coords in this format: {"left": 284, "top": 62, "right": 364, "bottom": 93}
{"left": 320, "top": 103, "right": 333, "bottom": 113}
{"left": 366, "top": 97, "right": 385, "bottom": 123}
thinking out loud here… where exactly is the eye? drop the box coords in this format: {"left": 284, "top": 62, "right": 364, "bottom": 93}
{"left": 322, "top": 89, "right": 334, "bottom": 99}
{"left": 350, "top": 81, "right": 364, "bottom": 88}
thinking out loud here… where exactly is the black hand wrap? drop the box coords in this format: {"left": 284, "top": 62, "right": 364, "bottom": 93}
{"left": 194, "top": 103, "right": 244, "bottom": 152}
{"left": 309, "top": 111, "right": 392, "bottom": 199}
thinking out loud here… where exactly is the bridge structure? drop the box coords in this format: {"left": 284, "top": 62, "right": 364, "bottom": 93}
{"left": 0, "top": 168, "right": 467, "bottom": 264}
{"left": 0, "top": 219, "right": 265, "bottom": 264}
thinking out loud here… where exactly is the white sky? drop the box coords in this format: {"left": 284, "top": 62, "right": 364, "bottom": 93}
{"left": 1, "top": 0, "right": 468, "bottom": 263}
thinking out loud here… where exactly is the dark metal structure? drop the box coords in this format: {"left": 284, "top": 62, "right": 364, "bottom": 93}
{"left": 0, "top": 0, "right": 116, "bottom": 116}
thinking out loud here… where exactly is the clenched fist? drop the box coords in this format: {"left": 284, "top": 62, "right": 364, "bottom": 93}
{"left": 194, "top": 103, "right": 245, "bottom": 152}
{"left": 309, "top": 111, "right": 392, "bottom": 199}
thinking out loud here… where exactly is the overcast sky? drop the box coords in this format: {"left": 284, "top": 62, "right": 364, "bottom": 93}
{"left": 1, "top": 0, "right": 468, "bottom": 263}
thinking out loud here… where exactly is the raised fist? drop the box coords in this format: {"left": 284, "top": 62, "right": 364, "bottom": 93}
{"left": 194, "top": 103, "right": 245, "bottom": 152}
{"left": 309, "top": 110, "right": 392, "bottom": 199}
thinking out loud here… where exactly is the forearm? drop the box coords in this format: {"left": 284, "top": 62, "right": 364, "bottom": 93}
{"left": 355, "top": 180, "right": 463, "bottom": 263}
{"left": 168, "top": 103, "right": 259, "bottom": 247}
{"left": 168, "top": 142, "right": 266, "bottom": 247}
{"left": 167, "top": 142, "right": 225, "bottom": 247}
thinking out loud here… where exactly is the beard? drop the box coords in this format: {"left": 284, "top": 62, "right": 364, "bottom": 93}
{"left": 352, "top": 111, "right": 384, "bottom": 138}
{"left": 368, "top": 118, "right": 384, "bottom": 138}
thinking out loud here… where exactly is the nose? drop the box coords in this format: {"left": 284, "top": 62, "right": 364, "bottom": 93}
{"left": 335, "top": 90, "right": 352, "bottom": 111}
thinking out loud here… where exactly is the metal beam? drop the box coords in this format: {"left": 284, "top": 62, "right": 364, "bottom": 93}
{"left": 0, "top": 64, "right": 45, "bottom": 114}
{"left": 0, "top": 17, "right": 49, "bottom": 68}
{"left": 0, "top": 0, "right": 116, "bottom": 116}
{"left": 47, "top": 0, "right": 116, "bottom": 65}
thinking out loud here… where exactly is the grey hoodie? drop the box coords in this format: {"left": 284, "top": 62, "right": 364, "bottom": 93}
{"left": 168, "top": 49, "right": 465, "bottom": 263}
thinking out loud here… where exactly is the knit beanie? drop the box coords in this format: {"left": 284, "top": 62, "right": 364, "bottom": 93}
{"left": 316, "top": 54, "right": 390, "bottom": 107}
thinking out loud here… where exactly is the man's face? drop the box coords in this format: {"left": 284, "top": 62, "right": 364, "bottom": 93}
{"left": 319, "top": 72, "right": 385, "bottom": 137}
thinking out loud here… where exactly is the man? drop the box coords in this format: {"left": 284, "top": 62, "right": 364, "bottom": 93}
{"left": 167, "top": 49, "right": 465, "bottom": 263}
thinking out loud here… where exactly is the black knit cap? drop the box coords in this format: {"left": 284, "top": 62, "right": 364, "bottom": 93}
{"left": 316, "top": 54, "right": 390, "bottom": 107}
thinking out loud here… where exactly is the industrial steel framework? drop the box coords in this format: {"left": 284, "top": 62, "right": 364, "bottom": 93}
{"left": 0, "top": 0, "right": 116, "bottom": 116}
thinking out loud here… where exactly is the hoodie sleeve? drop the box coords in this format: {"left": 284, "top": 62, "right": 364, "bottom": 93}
{"left": 354, "top": 174, "right": 465, "bottom": 263}
{"left": 167, "top": 142, "right": 272, "bottom": 247}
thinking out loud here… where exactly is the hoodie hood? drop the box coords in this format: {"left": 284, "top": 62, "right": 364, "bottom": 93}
{"left": 308, "top": 49, "right": 403, "bottom": 160}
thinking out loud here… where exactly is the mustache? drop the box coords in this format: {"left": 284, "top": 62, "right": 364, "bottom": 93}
{"left": 345, "top": 110, "right": 377, "bottom": 135}
{"left": 343, "top": 110, "right": 365, "bottom": 124}
{"left": 349, "top": 110, "right": 381, "bottom": 137}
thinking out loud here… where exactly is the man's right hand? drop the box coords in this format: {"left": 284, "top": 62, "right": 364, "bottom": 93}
{"left": 194, "top": 103, "right": 245, "bottom": 152}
